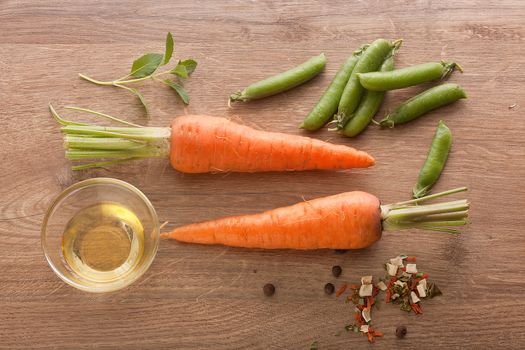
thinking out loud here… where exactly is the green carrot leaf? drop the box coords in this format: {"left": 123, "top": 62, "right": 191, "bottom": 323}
{"left": 130, "top": 53, "right": 163, "bottom": 78}
{"left": 116, "top": 84, "right": 149, "bottom": 114}
{"left": 164, "top": 80, "right": 190, "bottom": 104}
{"left": 131, "top": 88, "right": 149, "bottom": 114}
{"left": 171, "top": 59, "right": 198, "bottom": 79}
{"left": 162, "top": 32, "right": 174, "bottom": 65}
{"left": 171, "top": 63, "right": 189, "bottom": 79}
{"left": 180, "top": 59, "right": 198, "bottom": 75}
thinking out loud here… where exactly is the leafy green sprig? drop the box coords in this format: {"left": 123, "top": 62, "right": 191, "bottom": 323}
{"left": 79, "top": 32, "right": 197, "bottom": 115}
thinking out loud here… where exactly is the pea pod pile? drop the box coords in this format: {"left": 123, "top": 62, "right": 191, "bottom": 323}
{"left": 301, "top": 45, "right": 367, "bottom": 131}
{"left": 336, "top": 39, "right": 401, "bottom": 122}
{"left": 229, "top": 38, "right": 466, "bottom": 137}
{"left": 339, "top": 48, "right": 396, "bottom": 137}
{"left": 328, "top": 41, "right": 465, "bottom": 136}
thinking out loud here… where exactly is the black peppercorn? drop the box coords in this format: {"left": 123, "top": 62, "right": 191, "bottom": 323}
{"left": 396, "top": 325, "right": 407, "bottom": 339}
{"left": 332, "top": 265, "right": 342, "bottom": 277}
{"left": 263, "top": 283, "right": 275, "bottom": 296}
{"left": 324, "top": 283, "right": 335, "bottom": 295}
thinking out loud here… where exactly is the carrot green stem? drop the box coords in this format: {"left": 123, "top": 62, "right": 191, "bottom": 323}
{"left": 78, "top": 70, "right": 172, "bottom": 86}
{"left": 77, "top": 73, "right": 115, "bottom": 86}
{"left": 381, "top": 187, "right": 469, "bottom": 234}
{"left": 64, "top": 106, "right": 143, "bottom": 127}
{"left": 66, "top": 148, "right": 167, "bottom": 160}
{"left": 71, "top": 158, "right": 143, "bottom": 170}
{"left": 64, "top": 136, "right": 147, "bottom": 150}
{"left": 409, "top": 210, "right": 469, "bottom": 222}
{"left": 50, "top": 104, "right": 171, "bottom": 170}
{"left": 389, "top": 187, "right": 467, "bottom": 207}
{"left": 385, "top": 200, "right": 468, "bottom": 220}
{"left": 61, "top": 125, "right": 170, "bottom": 140}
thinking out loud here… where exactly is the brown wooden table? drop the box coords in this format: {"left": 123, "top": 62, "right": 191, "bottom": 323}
{"left": 1, "top": 1, "right": 524, "bottom": 348}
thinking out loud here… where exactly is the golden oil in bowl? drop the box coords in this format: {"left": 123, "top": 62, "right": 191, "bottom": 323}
{"left": 42, "top": 178, "right": 159, "bottom": 293}
{"left": 62, "top": 202, "right": 144, "bottom": 282}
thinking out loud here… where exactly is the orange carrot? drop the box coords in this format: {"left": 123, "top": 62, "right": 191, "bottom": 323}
{"left": 163, "top": 191, "right": 382, "bottom": 249}
{"left": 170, "top": 116, "right": 375, "bottom": 173}
{"left": 51, "top": 105, "right": 374, "bottom": 172}
{"left": 162, "top": 187, "right": 469, "bottom": 250}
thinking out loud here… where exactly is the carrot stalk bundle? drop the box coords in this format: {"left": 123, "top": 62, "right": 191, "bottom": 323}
{"left": 50, "top": 105, "right": 374, "bottom": 173}
{"left": 162, "top": 187, "right": 469, "bottom": 250}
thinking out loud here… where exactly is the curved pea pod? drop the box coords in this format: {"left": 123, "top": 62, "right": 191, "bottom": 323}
{"left": 340, "top": 52, "right": 395, "bottom": 137}
{"left": 378, "top": 83, "right": 467, "bottom": 127}
{"left": 413, "top": 121, "right": 452, "bottom": 198}
{"left": 301, "top": 46, "right": 367, "bottom": 131}
{"left": 336, "top": 38, "right": 402, "bottom": 119}
{"left": 229, "top": 53, "right": 327, "bottom": 103}
{"left": 358, "top": 61, "right": 462, "bottom": 91}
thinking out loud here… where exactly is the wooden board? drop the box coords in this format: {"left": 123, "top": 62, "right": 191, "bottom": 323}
{"left": 1, "top": 0, "right": 524, "bottom": 348}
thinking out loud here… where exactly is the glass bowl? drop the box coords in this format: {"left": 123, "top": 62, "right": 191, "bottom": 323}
{"left": 41, "top": 178, "right": 159, "bottom": 293}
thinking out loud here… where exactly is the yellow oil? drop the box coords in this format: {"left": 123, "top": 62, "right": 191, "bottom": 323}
{"left": 62, "top": 202, "right": 144, "bottom": 282}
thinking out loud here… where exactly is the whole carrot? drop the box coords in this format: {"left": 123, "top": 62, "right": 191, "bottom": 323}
{"left": 51, "top": 105, "right": 374, "bottom": 172}
{"left": 162, "top": 188, "right": 469, "bottom": 249}
{"left": 170, "top": 116, "right": 373, "bottom": 173}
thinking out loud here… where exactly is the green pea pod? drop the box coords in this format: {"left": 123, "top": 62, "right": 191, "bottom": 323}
{"left": 229, "top": 53, "right": 327, "bottom": 103}
{"left": 413, "top": 121, "right": 452, "bottom": 198}
{"left": 336, "top": 38, "right": 401, "bottom": 119}
{"left": 358, "top": 61, "right": 462, "bottom": 91}
{"left": 301, "top": 46, "right": 367, "bottom": 131}
{"left": 378, "top": 83, "right": 466, "bottom": 127}
{"left": 340, "top": 51, "right": 395, "bottom": 137}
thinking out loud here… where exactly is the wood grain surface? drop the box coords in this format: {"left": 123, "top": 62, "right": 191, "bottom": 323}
{"left": 1, "top": 0, "right": 524, "bottom": 349}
